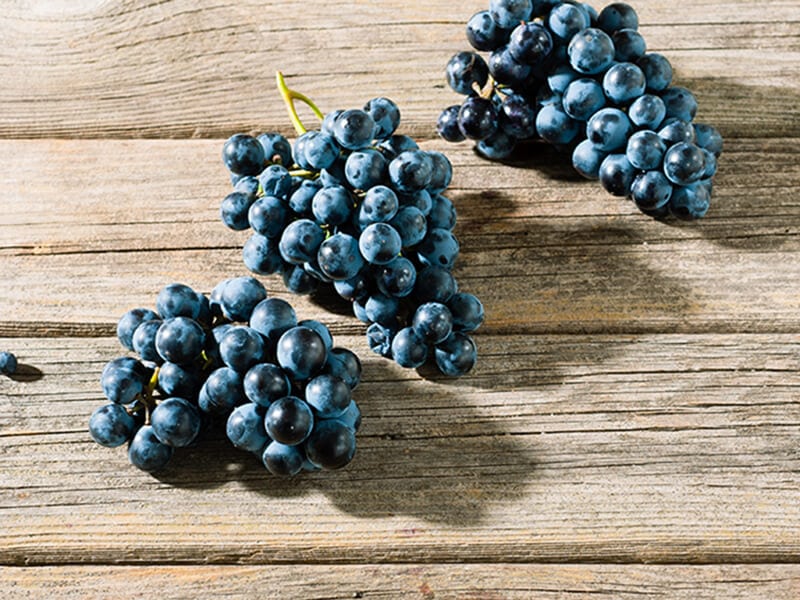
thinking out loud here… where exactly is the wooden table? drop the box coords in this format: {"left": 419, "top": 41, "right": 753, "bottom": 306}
{"left": 1, "top": 0, "right": 799, "bottom": 597}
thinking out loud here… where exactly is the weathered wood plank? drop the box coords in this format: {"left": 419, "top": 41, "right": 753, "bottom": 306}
{"left": 0, "top": 0, "right": 796, "bottom": 138}
{"left": 2, "top": 564, "right": 799, "bottom": 599}
{"left": 2, "top": 334, "right": 799, "bottom": 565}
{"left": 0, "top": 138, "right": 798, "bottom": 334}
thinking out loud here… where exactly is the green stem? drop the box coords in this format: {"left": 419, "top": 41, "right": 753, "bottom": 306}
{"left": 276, "top": 71, "right": 325, "bottom": 135}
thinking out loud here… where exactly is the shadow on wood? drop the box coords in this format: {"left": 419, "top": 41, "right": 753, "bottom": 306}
{"left": 7, "top": 363, "right": 44, "bottom": 383}
{"left": 153, "top": 358, "right": 535, "bottom": 527}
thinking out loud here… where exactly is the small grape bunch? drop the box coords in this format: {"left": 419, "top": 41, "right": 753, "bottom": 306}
{"left": 89, "top": 277, "right": 363, "bottom": 476}
{"left": 437, "top": 0, "right": 723, "bottom": 220}
{"left": 217, "top": 73, "right": 484, "bottom": 376}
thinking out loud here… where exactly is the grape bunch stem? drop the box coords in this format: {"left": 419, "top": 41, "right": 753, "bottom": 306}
{"left": 275, "top": 71, "right": 324, "bottom": 135}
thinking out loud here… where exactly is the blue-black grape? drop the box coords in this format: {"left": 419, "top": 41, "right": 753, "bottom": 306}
{"left": 276, "top": 326, "right": 327, "bottom": 380}
{"left": 226, "top": 403, "right": 270, "bottom": 453}
{"left": 151, "top": 397, "right": 201, "bottom": 448}
{"left": 89, "top": 403, "right": 137, "bottom": 447}
{"left": 303, "top": 419, "right": 357, "bottom": 470}
{"left": 222, "top": 134, "right": 265, "bottom": 176}
{"left": 128, "top": 425, "right": 174, "bottom": 472}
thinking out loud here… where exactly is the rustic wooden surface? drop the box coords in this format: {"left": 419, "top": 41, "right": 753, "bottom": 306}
{"left": 1, "top": 0, "right": 799, "bottom": 597}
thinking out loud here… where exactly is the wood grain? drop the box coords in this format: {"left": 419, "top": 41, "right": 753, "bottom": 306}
{"left": 2, "top": 564, "right": 799, "bottom": 599}
{"left": 0, "top": 138, "right": 798, "bottom": 334}
{"left": 2, "top": 334, "right": 799, "bottom": 565}
{"left": 1, "top": 0, "right": 799, "bottom": 593}
{"left": 0, "top": 0, "right": 797, "bottom": 139}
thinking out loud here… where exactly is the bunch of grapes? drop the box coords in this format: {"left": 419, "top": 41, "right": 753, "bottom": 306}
{"left": 218, "top": 74, "right": 484, "bottom": 377}
{"left": 89, "top": 277, "right": 362, "bottom": 477}
{"left": 437, "top": 0, "right": 723, "bottom": 220}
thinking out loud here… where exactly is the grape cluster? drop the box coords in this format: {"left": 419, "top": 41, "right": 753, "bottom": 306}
{"left": 219, "top": 78, "right": 484, "bottom": 376}
{"left": 89, "top": 277, "right": 362, "bottom": 476}
{"left": 437, "top": 0, "right": 723, "bottom": 220}
{"left": 0, "top": 351, "right": 17, "bottom": 376}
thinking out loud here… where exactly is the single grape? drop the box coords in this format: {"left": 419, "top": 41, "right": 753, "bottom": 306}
{"left": 365, "top": 293, "right": 400, "bottom": 325}
{"left": 663, "top": 142, "right": 706, "bottom": 185}
{"left": 265, "top": 396, "right": 314, "bottom": 446}
{"left": 637, "top": 53, "right": 673, "bottom": 92}
{"left": 276, "top": 326, "right": 327, "bottom": 380}
{"left": 258, "top": 164, "right": 293, "bottom": 198}
{"left": 693, "top": 123, "right": 724, "bottom": 157}
{"left": 612, "top": 28, "right": 646, "bottom": 61}
{"left": 572, "top": 139, "right": 608, "bottom": 180}
{"left": 88, "top": 403, "right": 137, "bottom": 447}
{"left": 305, "top": 374, "right": 351, "bottom": 419}
{"left": 446, "top": 51, "right": 490, "bottom": 95}
{"left": 364, "top": 97, "right": 401, "bottom": 140}
{"left": 249, "top": 298, "right": 298, "bottom": 347}
{"left": 128, "top": 425, "right": 174, "bottom": 472}
{"left": 303, "top": 419, "right": 357, "bottom": 470}
{"left": 389, "top": 206, "right": 427, "bottom": 248}
{"left": 417, "top": 228, "right": 460, "bottom": 270}
{"left": 151, "top": 397, "right": 201, "bottom": 448}
{"left": 562, "top": 78, "right": 606, "bottom": 121}
{"left": 467, "top": 10, "right": 511, "bottom": 52}
{"left": 388, "top": 150, "right": 434, "bottom": 194}
{"left": 312, "top": 185, "right": 353, "bottom": 226}
{"left": 602, "top": 62, "right": 646, "bottom": 105}
{"left": 262, "top": 440, "right": 305, "bottom": 477}
{"left": 226, "top": 403, "right": 270, "bottom": 453}
{"left": 391, "top": 327, "right": 428, "bottom": 369}
{"left": 219, "top": 326, "right": 266, "bottom": 373}
{"left": 548, "top": 2, "right": 590, "bottom": 41}
{"left": 458, "top": 96, "right": 498, "bottom": 141}
{"left": 412, "top": 302, "right": 453, "bottom": 344}
{"left": 220, "top": 192, "right": 254, "bottom": 231}
{"left": 586, "top": 108, "right": 632, "bottom": 151}
{"left": 155, "top": 283, "right": 202, "bottom": 321}
{"left": 101, "top": 357, "right": 151, "bottom": 405}
{"left": 218, "top": 276, "right": 267, "bottom": 322}
{"left": 257, "top": 132, "right": 293, "bottom": 167}
{"left": 333, "top": 109, "right": 376, "bottom": 150}
{"left": 476, "top": 130, "right": 517, "bottom": 160}
{"left": 437, "top": 105, "right": 467, "bottom": 143}
{"left": 413, "top": 265, "right": 457, "bottom": 304}
{"left": 222, "top": 133, "right": 265, "bottom": 176}
{"left": 631, "top": 170, "right": 674, "bottom": 210}
{"left": 447, "top": 292, "right": 485, "bottom": 332}
{"left": 669, "top": 181, "right": 711, "bottom": 220}
{"left": 345, "top": 149, "right": 387, "bottom": 191}
{"left": 198, "top": 367, "right": 244, "bottom": 416}
{"left": 366, "top": 321, "right": 396, "bottom": 356}
{"left": 359, "top": 185, "right": 398, "bottom": 226}
{"left": 535, "top": 104, "right": 580, "bottom": 145}
{"left": 626, "top": 130, "right": 667, "bottom": 170}
{"left": 489, "top": 0, "right": 533, "bottom": 29}
{"left": 598, "top": 153, "right": 637, "bottom": 197}
{"left": 597, "top": 2, "right": 639, "bottom": 33}
{"left": 279, "top": 219, "right": 325, "bottom": 265}
{"left": 434, "top": 332, "right": 478, "bottom": 377}
{"left": 628, "top": 94, "right": 666, "bottom": 129}
{"left": 661, "top": 86, "right": 698, "bottom": 122}
{"left": 243, "top": 233, "right": 283, "bottom": 275}
{"left": 428, "top": 196, "right": 456, "bottom": 231}
{"left": 488, "top": 46, "right": 532, "bottom": 86}
{"left": 157, "top": 361, "right": 202, "bottom": 399}
{"left": 132, "top": 319, "right": 163, "bottom": 364}
{"left": 568, "top": 28, "right": 615, "bottom": 75}
{"left": 322, "top": 347, "right": 362, "bottom": 390}
{"left": 248, "top": 195, "right": 287, "bottom": 238}
{"left": 359, "top": 223, "right": 403, "bottom": 265}
{"left": 154, "top": 317, "right": 204, "bottom": 366}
